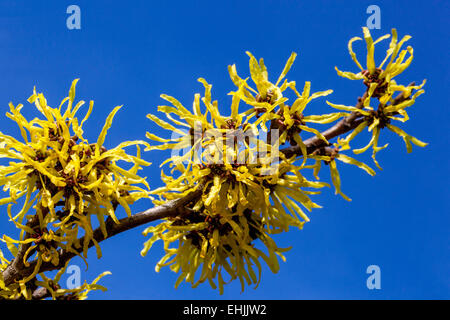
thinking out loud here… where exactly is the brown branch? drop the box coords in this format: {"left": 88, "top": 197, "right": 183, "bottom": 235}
{"left": 280, "top": 84, "right": 415, "bottom": 158}
{"left": 31, "top": 287, "right": 51, "bottom": 300}
{"left": 1, "top": 213, "right": 42, "bottom": 289}
{"left": 280, "top": 92, "right": 368, "bottom": 158}
{"left": 2, "top": 185, "right": 203, "bottom": 287}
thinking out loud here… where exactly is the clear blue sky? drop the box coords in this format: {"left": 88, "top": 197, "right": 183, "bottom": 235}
{"left": 0, "top": 0, "right": 448, "bottom": 299}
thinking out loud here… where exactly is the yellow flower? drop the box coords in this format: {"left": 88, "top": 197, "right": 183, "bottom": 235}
{"left": 307, "top": 144, "right": 376, "bottom": 201}
{"left": 268, "top": 81, "right": 338, "bottom": 158}
{"left": 0, "top": 80, "right": 151, "bottom": 287}
{"left": 229, "top": 51, "right": 296, "bottom": 109}
{"left": 328, "top": 26, "right": 428, "bottom": 169}
{"left": 227, "top": 52, "right": 347, "bottom": 162}
{"left": 35, "top": 262, "right": 111, "bottom": 300}
{"left": 143, "top": 64, "right": 332, "bottom": 293}
{"left": 336, "top": 27, "right": 419, "bottom": 104}
{"left": 326, "top": 83, "right": 427, "bottom": 169}
{"left": 141, "top": 159, "right": 327, "bottom": 293}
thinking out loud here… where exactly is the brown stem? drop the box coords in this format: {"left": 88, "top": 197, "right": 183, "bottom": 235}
{"left": 280, "top": 84, "right": 414, "bottom": 159}
{"left": 31, "top": 287, "right": 51, "bottom": 300}
{"left": 2, "top": 185, "right": 203, "bottom": 287}
{"left": 281, "top": 92, "right": 368, "bottom": 158}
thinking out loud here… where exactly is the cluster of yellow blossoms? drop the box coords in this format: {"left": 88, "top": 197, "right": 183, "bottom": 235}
{"left": 0, "top": 80, "right": 150, "bottom": 299}
{"left": 142, "top": 28, "right": 426, "bottom": 293}
{"left": 331, "top": 27, "right": 427, "bottom": 169}
{"left": 0, "top": 27, "right": 426, "bottom": 298}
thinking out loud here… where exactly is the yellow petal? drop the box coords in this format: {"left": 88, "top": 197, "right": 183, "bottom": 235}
{"left": 348, "top": 36, "right": 364, "bottom": 70}
{"left": 275, "top": 52, "right": 297, "bottom": 86}
{"left": 96, "top": 105, "right": 122, "bottom": 156}
{"left": 363, "top": 27, "right": 376, "bottom": 74}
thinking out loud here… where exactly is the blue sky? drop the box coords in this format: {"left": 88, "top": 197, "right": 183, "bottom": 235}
{"left": 0, "top": 0, "right": 448, "bottom": 299}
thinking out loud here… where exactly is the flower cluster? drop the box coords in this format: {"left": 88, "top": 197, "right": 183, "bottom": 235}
{"left": 0, "top": 26, "right": 427, "bottom": 298}
{"left": 0, "top": 80, "right": 150, "bottom": 299}
{"left": 141, "top": 44, "right": 406, "bottom": 293}
{"left": 330, "top": 27, "right": 427, "bottom": 168}
{"left": 1, "top": 247, "right": 110, "bottom": 300}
